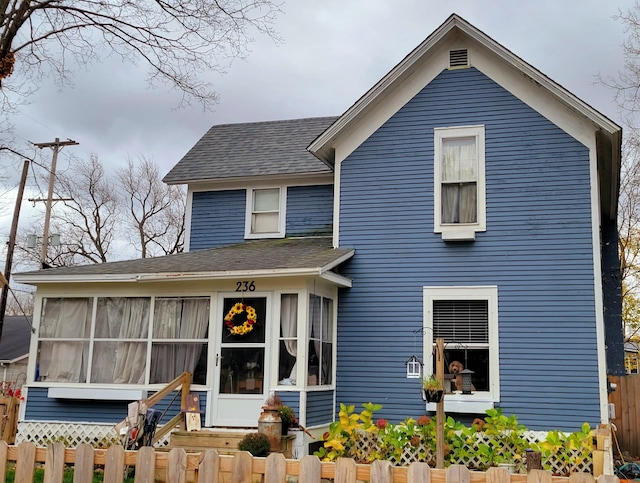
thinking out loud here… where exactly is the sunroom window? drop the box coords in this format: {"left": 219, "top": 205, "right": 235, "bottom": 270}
{"left": 278, "top": 294, "right": 298, "bottom": 385}
{"left": 308, "top": 294, "right": 333, "bottom": 386}
{"left": 36, "top": 296, "right": 210, "bottom": 385}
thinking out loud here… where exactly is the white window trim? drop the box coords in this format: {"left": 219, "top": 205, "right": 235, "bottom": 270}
{"left": 423, "top": 286, "right": 499, "bottom": 413}
{"left": 433, "top": 125, "right": 486, "bottom": 241}
{"left": 244, "top": 186, "right": 287, "bottom": 239}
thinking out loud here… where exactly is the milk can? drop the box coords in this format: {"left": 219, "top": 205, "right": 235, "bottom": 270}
{"left": 257, "top": 405, "right": 282, "bottom": 452}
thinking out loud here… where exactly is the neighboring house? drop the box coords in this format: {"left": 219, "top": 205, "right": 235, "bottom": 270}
{"left": 13, "top": 14, "right": 623, "bottom": 448}
{"left": 624, "top": 342, "right": 639, "bottom": 374}
{"left": 0, "top": 316, "right": 32, "bottom": 387}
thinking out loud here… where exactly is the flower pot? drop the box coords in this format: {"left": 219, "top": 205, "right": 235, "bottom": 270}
{"left": 423, "top": 389, "right": 444, "bottom": 403}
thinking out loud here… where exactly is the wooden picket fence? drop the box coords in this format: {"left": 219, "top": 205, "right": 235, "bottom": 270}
{"left": 0, "top": 396, "right": 18, "bottom": 444}
{"left": 0, "top": 441, "right": 622, "bottom": 483}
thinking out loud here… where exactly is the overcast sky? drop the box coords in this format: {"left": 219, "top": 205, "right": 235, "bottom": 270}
{"left": 0, "top": 0, "right": 631, "bottom": 244}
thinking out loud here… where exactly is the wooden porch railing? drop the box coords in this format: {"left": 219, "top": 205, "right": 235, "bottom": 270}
{"left": 144, "top": 371, "right": 191, "bottom": 445}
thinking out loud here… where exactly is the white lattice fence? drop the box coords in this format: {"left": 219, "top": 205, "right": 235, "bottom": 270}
{"left": 16, "top": 421, "right": 170, "bottom": 448}
{"left": 352, "top": 429, "right": 592, "bottom": 475}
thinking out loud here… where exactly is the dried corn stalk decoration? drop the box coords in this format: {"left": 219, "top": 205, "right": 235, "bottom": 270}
{"left": 0, "top": 52, "right": 15, "bottom": 80}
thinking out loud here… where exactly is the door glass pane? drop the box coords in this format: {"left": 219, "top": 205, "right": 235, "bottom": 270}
{"left": 219, "top": 347, "right": 264, "bottom": 394}
{"left": 221, "top": 298, "right": 266, "bottom": 343}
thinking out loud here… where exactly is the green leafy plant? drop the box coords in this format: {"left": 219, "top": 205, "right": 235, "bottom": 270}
{"left": 278, "top": 404, "right": 297, "bottom": 427}
{"left": 422, "top": 375, "right": 442, "bottom": 390}
{"left": 238, "top": 432, "right": 271, "bottom": 457}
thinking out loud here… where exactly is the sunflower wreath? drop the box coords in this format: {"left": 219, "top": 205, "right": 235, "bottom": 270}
{"left": 224, "top": 302, "right": 257, "bottom": 335}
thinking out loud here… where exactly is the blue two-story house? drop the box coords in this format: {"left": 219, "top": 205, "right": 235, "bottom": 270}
{"left": 14, "top": 14, "right": 622, "bottom": 449}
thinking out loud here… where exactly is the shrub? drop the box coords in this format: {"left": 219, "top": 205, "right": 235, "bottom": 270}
{"left": 238, "top": 432, "right": 271, "bottom": 457}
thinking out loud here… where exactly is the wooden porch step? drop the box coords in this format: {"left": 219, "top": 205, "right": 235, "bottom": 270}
{"left": 170, "top": 429, "right": 254, "bottom": 455}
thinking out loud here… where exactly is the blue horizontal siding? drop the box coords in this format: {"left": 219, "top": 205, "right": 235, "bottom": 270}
{"left": 190, "top": 190, "right": 246, "bottom": 249}
{"left": 336, "top": 67, "right": 599, "bottom": 432}
{"left": 25, "top": 387, "right": 207, "bottom": 424}
{"left": 275, "top": 392, "right": 300, "bottom": 416}
{"left": 286, "top": 185, "right": 333, "bottom": 236}
{"left": 306, "top": 390, "right": 334, "bottom": 427}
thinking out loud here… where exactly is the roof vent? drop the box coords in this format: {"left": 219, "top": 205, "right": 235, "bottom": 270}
{"left": 449, "top": 49, "right": 468, "bottom": 68}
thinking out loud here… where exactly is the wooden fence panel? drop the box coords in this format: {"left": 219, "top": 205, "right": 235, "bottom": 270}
{"left": 167, "top": 448, "right": 187, "bottom": 483}
{"left": 44, "top": 442, "right": 65, "bottom": 483}
{"left": 371, "top": 460, "right": 394, "bottom": 483}
{"left": 103, "top": 445, "right": 126, "bottom": 483}
{"left": 14, "top": 442, "right": 36, "bottom": 483}
{"left": 487, "top": 467, "right": 510, "bottom": 483}
{"left": 568, "top": 473, "right": 595, "bottom": 483}
{"left": 335, "top": 458, "right": 357, "bottom": 483}
{"left": 298, "top": 455, "right": 321, "bottom": 483}
{"left": 135, "top": 446, "right": 156, "bottom": 483}
{"left": 265, "top": 453, "right": 286, "bottom": 483}
{"left": 198, "top": 450, "right": 220, "bottom": 483}
{"left": 407, "top": 462, "right": 430, "bottom": 483}
{"left": 0, "top": 440, "right": 8, "bottom": 483}
{"left": 74, "top": 443, "right": 95, "bottom": 483}
{"left": 527, "top": 469, "right": 552, "bottom": 483}
{"left": 609, "top": 375, "right": 640, "bottom": 457}
{"left": 231, "top": 450, "right": 253, "bottom": 483}
{"left": 447, "top": 464, "right": 471, "bottom": 483}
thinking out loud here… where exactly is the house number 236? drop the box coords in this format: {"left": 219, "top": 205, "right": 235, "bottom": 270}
{"left": 235, "top": 281, "right": 256, "bottom": 292}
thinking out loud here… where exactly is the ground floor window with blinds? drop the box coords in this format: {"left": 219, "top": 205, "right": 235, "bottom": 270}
{"left": 423, "top": 286, "right": 499, "bottom": 399}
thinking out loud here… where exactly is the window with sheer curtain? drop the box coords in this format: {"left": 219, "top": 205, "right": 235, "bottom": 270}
{"left": 434, "top": 125, "right": 486, "bottom": 240}
{"left": 308, "top": 294, "right": 333, "bottom": 386}
{"left": 36, "top": 296, "right": 210, "bottom": 385}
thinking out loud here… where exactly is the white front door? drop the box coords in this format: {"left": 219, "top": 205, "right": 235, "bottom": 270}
{"left": 212, "top": 294, "right": 269, "bottom": 426}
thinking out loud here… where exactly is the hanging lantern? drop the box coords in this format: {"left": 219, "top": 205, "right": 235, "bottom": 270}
{"left": 406, "top": 355, "right": 422, "bottom": 379}
{"left": 460, "top": 368, "right": 475, "bottom": 394}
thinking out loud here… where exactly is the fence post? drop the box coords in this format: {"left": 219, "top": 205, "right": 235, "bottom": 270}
{"left": 593, "top": 426, "right": 611, "bottom": 477}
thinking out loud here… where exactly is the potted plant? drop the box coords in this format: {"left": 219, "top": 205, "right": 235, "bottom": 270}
{"left": 422, "top": 374, "right": 444, "bottom": 403}
{"left": 278, "top": 404, "right": 297, "bottom": 434}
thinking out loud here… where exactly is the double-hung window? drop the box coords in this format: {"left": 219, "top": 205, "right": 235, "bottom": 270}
{"left": 245, "top": 187, "right": 286, "bottom": 238}
{"left": 434, "top": 125, "right": 486, "bottom": 240}
{"left": 423, "top": 286, "right": 499, "bottom": 412}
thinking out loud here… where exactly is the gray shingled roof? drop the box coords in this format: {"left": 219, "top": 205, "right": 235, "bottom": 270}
{"left": 14, "top": 237, "right": 354, "bottom": 282}
{"left": 163, "top": 117, "right": 338, "bottom": 184}
{"left": 0, "top": 316, "right": 32, "bottom": 362}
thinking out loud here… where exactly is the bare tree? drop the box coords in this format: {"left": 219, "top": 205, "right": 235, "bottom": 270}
{"left": 0, "top": 0, "right": 281, "bottom": 108}
{"left": 117, "top": 156, "right": 186, "bottom": 258}
{"left": 50, "top": 154, "right": 120, "bottom": 264}
{"left": 4, "top": 286, "right": 33, "bottom": 316}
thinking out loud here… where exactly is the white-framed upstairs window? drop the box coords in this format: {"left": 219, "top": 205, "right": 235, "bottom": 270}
{"left": 245, "top": 187, "right": 286, "bottom": 239}
{"left": 423, "top": 286, "right": 499, "bottom": 413}
{"left": 434, "top": 125, "right": 486, "bottom": 241}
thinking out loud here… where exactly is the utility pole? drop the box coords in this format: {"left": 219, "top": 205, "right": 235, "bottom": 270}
{"left": 0, "top": 160, "right": 30, "bottom": 344}
{"left": 34, "top": 138, "right": 78, "bottom": 268}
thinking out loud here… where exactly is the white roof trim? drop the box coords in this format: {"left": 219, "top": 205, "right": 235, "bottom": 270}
{"left": 13, "top": 251, "right": 355, "bottom": 288}
{"left": 308, "top": 14, "right": 620, "bottom": 164}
